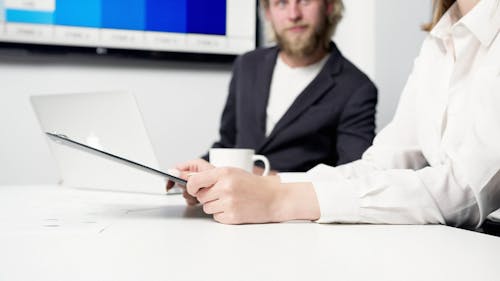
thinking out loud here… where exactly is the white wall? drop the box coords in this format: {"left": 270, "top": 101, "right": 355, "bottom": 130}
{"left": 0, "top": 1, "right": 432, "bottom": 185}
{"left": 335, "top": 0, "right": 376, "bottom": 80}
{"left": 374, "top": 0, "right": 432, "bottom": 130}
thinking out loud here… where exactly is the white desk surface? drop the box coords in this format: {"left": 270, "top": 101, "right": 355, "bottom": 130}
{"left": 1, "top": 185, "right": 499, "bottom": 281}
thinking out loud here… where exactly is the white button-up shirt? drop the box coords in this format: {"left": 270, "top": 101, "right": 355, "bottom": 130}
{"left": 281, "top": 0, "right": 500, "bottom": 228}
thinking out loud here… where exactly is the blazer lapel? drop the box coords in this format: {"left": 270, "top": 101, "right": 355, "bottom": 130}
{"left": 254, "top": 47, "right": 279, "bottom": 146}
{"left": 258, "top": 43, "right": 343, "bottom": 152}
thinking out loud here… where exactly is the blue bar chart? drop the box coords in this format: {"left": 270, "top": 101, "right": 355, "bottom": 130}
{"left": 187, "top": 0, "right": 226, "bottom": 35}
{"left": 0, "top": 0, "right": 256, "bottom": 56}
{"left": 6, "top": 9, "right": 54, "bottom": 25}
{"left": 146, "top": 0, "right": 187, "bottom": 33}
{"left": 4, "top": 0, "right": 227, "bottom": 36}
{"left": 55, "top": 0, "right": 101, "bottom": 28}
{"left": 102, "top": 0, "right": 145, "bottom": 31}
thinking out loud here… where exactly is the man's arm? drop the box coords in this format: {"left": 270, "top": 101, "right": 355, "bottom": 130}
{"left": 335, "top": 81, "right": 378, "bottom": 165}
{"left": 211, "top": 59, "right": 241, "bottom": 149}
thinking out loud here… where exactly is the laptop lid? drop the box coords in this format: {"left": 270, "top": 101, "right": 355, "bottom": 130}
{"left": 31, "top": 91, "right": 166, "bottom": 194}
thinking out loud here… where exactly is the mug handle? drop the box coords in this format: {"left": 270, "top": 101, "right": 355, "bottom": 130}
{"left": 252, "top": 155, "right": 270, "bottom": 176}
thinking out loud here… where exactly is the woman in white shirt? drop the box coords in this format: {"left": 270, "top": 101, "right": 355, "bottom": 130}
{"left": 170, "top": 0, "right": 500, "bottom": 228}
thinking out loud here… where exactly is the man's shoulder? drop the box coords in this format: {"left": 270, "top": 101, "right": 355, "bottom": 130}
{"left": 328, "top": 47, "right": 375, "bottom": 88}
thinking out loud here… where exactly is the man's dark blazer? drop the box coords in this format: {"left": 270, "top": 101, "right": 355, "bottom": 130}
{"left": 207, "top": 42, "right": 378, "bottom": 172}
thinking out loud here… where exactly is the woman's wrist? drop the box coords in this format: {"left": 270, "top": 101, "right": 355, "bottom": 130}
{"left": 269, "top": 180, "right": 321, "bottom": 222}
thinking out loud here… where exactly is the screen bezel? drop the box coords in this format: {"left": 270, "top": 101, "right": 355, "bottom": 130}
{"left": 0, "top": 41, "right": 243, "bottom": 63}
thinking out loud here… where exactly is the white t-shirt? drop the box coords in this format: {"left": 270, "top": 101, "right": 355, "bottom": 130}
{"left": 265, "top": 54, "right": 330, "bottom": 136}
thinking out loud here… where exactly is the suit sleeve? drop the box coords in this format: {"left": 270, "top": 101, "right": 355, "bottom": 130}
{"left": 334, "top": 80, "right": 378, "bottom": 165}
{"left": 202, "top": 57, "right": 241, "bottom": 160}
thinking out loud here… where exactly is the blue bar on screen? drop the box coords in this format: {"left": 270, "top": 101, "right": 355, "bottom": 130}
{"left": 186, "top": 0, "right": 226, "bottom": 35}
{"left": 102, "top": 0, "right": 145, "bottom": 30}
{"left": 6, "top": 9, "right": 54, "bottom": 25}
{"left": 55, "top": 0, "right": 101, "bottom": 28}
{"left": 146, "top": 0, "right": 187, "bottom": 33}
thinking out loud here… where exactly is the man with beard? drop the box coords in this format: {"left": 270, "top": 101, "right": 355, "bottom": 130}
{"left": 178, "top": 0, "right": 377, "bottom": 176}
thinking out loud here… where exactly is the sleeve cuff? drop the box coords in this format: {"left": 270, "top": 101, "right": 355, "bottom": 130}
{"left": 279, "top": 164, "right": 344, "bottom": 183}
{"left": 312, "top": 179, "right": 361, "bottom": 224}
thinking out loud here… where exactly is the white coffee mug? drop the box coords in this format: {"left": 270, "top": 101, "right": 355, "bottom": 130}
{"left": 209, "top": 148, "right": 270, "bottom": 176}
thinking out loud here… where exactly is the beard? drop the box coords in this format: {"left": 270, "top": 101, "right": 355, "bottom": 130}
{"left": 273, "top": 17, "right": 328, "bottom": 58}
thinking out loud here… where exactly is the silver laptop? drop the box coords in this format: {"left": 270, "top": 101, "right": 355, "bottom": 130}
{"left": 31, "top": 91, "right": 167, "bottom": 194}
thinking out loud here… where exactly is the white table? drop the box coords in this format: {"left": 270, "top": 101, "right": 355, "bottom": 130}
{"left": 1, "top": 185, "right": 499, "bottom": 281}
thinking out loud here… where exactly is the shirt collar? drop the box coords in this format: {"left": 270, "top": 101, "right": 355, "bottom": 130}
{"left": 431, "top": 0, "right": 500, "bottom": 47}
{"left": 430, "top": 3, "right": 458, "bottom": 40}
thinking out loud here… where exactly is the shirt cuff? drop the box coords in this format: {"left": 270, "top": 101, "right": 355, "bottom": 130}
{"left": 312, "top": 179, "right": 361, "bottom": 224}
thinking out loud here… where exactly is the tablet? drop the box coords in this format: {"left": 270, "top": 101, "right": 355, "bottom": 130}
{"left": 46, "top": 132, "right": 187, "bottom": 185}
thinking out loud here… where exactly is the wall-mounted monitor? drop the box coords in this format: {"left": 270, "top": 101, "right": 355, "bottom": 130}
{"left": 0, "top": 0, "right": 257, "bottom": 61}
